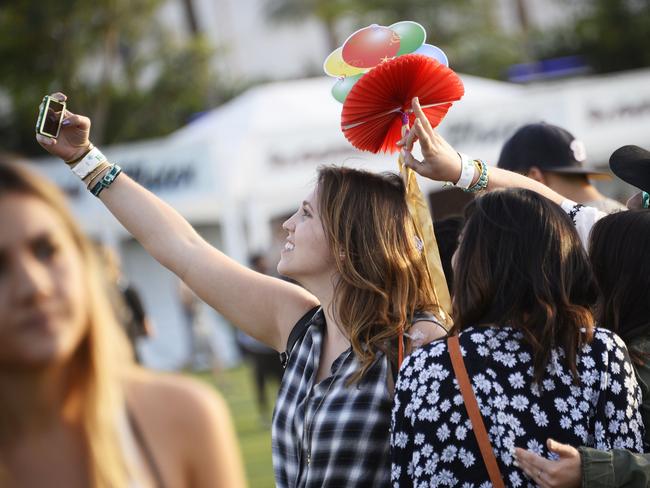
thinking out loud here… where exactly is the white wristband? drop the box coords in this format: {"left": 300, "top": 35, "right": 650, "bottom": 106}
{"left": 71, "top": 146, "right": 108, "bottom": 180}
{"left": 455, "top": 152, "right": 475, "bottom": 189}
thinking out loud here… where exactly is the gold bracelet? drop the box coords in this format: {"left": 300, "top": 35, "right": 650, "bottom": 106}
{"left": 469, "top": 160, "right": 482, "bottom": 188}
{"left": 85, "top": 162, "right": 112, "bottom": 189}
{"left": 82, "top": 160, "right": 111, "bottom": 184}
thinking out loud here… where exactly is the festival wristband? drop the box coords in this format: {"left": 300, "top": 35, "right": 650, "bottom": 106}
{"left": 455, "top": 152, "right": 475, "bottom": 189}
{"left": 71, "top": 146, "right": 108, "bottom": 180}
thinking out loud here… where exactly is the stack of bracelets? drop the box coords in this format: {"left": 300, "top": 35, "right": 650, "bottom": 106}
{"left": 64, "top": 145, "right": 122, "bottom": 197}
{"left": 455, "top": 153, "right": 489, "bottom": 193}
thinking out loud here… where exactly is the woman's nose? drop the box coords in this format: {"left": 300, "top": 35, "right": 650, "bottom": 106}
{"left": 282, "top": 214, "right": 296, "bottom": 232}
{"left": 12, "top": 254, "right": 53, "bottom": 304}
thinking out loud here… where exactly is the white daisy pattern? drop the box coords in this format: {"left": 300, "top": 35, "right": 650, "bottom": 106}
{"left": 391, "top": 327, "right": 644, "bottom": 487}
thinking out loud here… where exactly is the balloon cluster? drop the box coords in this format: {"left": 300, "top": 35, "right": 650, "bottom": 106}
{"left": 324, "top": 21, "right": 448, "bottom": 103}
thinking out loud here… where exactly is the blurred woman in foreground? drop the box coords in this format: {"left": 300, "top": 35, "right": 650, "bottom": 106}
{"left": 0, "top": 161, "right": 245, "bottom": 487}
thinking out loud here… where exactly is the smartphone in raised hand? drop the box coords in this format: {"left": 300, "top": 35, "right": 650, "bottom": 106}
{"left": 35, "top": 95, "right": 66, "bottom": 139}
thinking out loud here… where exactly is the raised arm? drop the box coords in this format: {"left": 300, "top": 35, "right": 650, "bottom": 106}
{"left": 36, "top": 93, "right": 318, "bottom": 351}
{"left": 398, "top": 97, "right": 566, "bottom": 206}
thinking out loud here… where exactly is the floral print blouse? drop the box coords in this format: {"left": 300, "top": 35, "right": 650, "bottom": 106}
{"left": 391, "top": 326, "right": 644, "bottom": 487}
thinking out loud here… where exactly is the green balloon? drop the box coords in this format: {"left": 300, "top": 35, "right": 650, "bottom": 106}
{"left": 331, "top": 73, "right": 364, "bottom": 103}
{"left": 390, "top": 21, "right": 426, "bottom": 56}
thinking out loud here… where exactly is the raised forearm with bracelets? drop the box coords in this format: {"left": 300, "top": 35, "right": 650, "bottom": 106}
{"left": 398, "top": 97, "right": 568, "bottom": 205}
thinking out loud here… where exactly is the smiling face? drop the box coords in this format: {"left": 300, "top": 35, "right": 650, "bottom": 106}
{"left": 277, "top": 188, "right": 336, "bottom": 287}
{"left": 0, "top": 194, "right": 89, "bottom": 369}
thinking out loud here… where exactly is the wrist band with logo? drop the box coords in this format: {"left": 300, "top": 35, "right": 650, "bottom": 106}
{"left": 71, "top": 146, "right": 108, "bottom": 180}
{"left": 455, "top": 152, "right": 476, "bottom": 189}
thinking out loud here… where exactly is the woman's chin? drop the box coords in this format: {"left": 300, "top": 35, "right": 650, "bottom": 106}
{"left": 277, "top": 260, "right": 294, "bottom": 280}
{"left": 277, "top": 258, "right": 300, "bottom": 281}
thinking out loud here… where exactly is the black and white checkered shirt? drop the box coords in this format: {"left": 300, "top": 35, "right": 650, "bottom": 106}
{"left": 272, "top": 308, "right": 392, "bottom": 487}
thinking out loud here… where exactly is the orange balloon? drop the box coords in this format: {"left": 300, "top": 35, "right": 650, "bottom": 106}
{"left": 323, "top": 48, "right": 367, "bottom": 77}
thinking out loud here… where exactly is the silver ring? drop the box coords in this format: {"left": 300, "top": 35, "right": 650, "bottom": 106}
{"left": 537, "top": 469, "right": 543, "bottom": 479}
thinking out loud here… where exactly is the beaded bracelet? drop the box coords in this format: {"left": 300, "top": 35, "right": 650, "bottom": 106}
{"left": 464, "top": 159, "right": 489, "bottom": 193}
{"left": 90, "top": 164, "right": 122, "bottom": 197}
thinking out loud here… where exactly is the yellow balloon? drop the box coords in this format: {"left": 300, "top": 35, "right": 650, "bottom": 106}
{"left": 323, "top": 48, "right": 367, "bottom": 77}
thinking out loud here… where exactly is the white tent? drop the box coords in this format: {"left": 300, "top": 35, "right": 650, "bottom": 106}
{"left": 30, "top": 69, "right": 650, "bottom": 369}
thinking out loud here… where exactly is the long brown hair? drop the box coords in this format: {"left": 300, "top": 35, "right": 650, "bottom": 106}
{"left": 316, "top": 166, "right": 440, "bottom": 383}
{"left": 451, "top": 189, "right": 597, "bottom": 384}
{"left": 0, "top": 161, "right": 132, "bottom": 487}
{"left": 589, "top": 209, "right": 650, "bottom": 364}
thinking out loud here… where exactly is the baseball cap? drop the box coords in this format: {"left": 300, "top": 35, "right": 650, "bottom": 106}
{"left": 609, "top": 145, "right": 650, "bottom": 194}
{"left": 497, "top": 122, "right": 609, "bottom": 177}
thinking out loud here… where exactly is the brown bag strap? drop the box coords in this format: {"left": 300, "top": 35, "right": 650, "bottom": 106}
{"left": 448, "top": 334, "right": 505, "bottom": 488}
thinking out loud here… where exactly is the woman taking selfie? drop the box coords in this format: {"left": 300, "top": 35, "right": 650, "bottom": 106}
{"left": 0, "top": 160, "right": 245, "bottom": 487}
{"left": 36, "top": 93, "right": 446, "bottom": 487}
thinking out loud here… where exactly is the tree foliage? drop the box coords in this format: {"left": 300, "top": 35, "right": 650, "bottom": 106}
{"left": 528, "top": 0, "right": 650, "bottom": 74}
{"left": 267, "top": 0, "right": 523, "bottom": 78}
{"left": 267, "top": 0, "right": 650, "bottom": 80}
{"left": 0, "top": 0, "right": 233, "bottom": 156}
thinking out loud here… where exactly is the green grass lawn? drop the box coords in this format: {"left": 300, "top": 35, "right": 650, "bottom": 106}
{"left": 195, "top": 365, "right": 278, "bottom": 488}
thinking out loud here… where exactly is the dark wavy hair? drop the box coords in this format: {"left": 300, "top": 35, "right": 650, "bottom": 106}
{"left": 589, "top": 209, "right": 650, "bottom": 364}
{"left": 316, "top": 166, "right": 441, "bottom": 383}
{"left": 450, "top": 189, "right": 598, "bottom": 383}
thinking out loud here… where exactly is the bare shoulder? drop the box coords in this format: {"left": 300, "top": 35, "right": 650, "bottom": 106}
{"left": 125, "top": 369, "right": 228, "bottom": 429}
{"left": 124, "top": 368, "right": 247, "bottom": 487}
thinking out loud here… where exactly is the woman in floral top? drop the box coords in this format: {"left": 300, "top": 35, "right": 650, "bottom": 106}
{"left": 390, "top": 190, "right": 644, "bottom": 487}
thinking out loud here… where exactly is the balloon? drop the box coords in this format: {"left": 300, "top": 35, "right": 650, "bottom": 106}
{"left": 389, "top": 21, "right": 426, "bottom": 56}
{"left": 331, "top": 74, "right": 364, "bottom": 103}
{"left": 342, "top": 25, "right": 400, "bottom": 68}
{"left": 323, "top": 47, "right": 367, "bottom": 77}
{"left": 413, "top": 44, "right": 449, "bottom": 66}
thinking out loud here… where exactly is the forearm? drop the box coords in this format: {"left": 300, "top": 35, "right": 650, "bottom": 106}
{"left": 99, "top": 172, "right": 203, "bottom": 278}
{"left": 482, "top": 166, "right": 566, "bottom": 205}
{"left": 98, "top": 170, "right": 317, "bottom": 350}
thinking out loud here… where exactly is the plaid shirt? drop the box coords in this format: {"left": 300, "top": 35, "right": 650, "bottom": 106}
{"left": 272, "top": 308, "right": 392, "bottom": 487}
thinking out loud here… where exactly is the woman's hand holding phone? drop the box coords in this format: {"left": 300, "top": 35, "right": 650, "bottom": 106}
{"left": 35, "top": 93, "right": 92, "bottom": 162}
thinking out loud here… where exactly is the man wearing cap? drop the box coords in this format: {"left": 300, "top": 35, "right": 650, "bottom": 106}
{"left": 497, "top": 122, "right": 626, "bottom": 213}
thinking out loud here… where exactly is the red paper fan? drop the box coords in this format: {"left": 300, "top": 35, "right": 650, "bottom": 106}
{"left": 341, "top": 54, "right": 464, "bottom": 153}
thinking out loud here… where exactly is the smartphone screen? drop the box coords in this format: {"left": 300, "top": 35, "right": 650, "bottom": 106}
{"left": 42, "top": 99, "right": 65, "bottom": 137}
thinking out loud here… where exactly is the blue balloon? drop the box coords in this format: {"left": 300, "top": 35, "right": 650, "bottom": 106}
{"left": 413, "top": 44, "right": 448, "bottom": 66}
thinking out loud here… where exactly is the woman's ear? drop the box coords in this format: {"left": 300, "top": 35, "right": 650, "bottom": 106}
{"left": 526, "top": 166, "right": 547, "bottom": 185}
